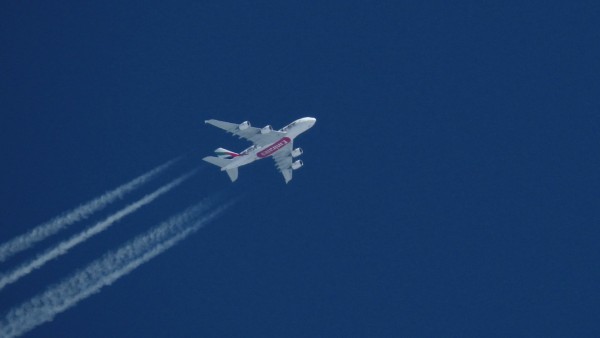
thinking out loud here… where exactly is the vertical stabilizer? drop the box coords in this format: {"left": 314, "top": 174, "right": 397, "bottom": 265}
{"left": 214, "top": 148, "right": 239, "bottom": 159}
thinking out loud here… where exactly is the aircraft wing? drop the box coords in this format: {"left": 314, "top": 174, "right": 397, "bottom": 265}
{"left": 272, "top": 140, "right": 294, "bottom": 183}
{"left": 205, "top": 119, "right": 285, "bottom": 146}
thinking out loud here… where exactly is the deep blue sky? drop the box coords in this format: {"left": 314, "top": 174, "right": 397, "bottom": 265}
{"left": 1, "top": 1, "right": 599, "bottom": 337}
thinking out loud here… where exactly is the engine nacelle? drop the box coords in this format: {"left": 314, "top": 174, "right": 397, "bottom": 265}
{"left": 291, "top": 147, "right": 303, "bottom": 158}
{"left": 261, "top": 125, "right": 273, "bottom": 134}
{"left": 239, "top": 121, "right": 251, "bottom": 130}
{"left": 291, "top": 160, "right": 303, "bottom": 170}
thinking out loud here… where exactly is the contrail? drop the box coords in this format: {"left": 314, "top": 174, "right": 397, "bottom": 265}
{"left": 0, "top": 157, "right": 181, "bottom": 263}
{"left": 0, "top": 170, "right": 197, "bottom": 291}
{"left": 0, "top": 199, "right": 233, "bottom": 338}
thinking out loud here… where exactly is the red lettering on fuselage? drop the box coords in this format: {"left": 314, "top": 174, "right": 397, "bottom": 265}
{"left": 257, "top": 137, "right": 291, "bottom": 158}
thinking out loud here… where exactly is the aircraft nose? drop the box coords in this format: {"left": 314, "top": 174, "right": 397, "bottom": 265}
{"left": 307, "top": 117, "right": 316, "bottom": 127}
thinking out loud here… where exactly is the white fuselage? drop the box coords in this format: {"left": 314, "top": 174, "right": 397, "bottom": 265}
{"left": 221, "top": 117, "right": 316, "bottom": 171}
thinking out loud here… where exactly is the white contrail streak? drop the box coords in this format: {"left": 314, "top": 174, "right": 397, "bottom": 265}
{"left": 0, "top": 170, "right": 197, "bottom": 291}
{"left": 0, "top": 199, "right": 232, "bottom": 338}
{"left": 0, "top": 157, "right": 180, "bottom": 263}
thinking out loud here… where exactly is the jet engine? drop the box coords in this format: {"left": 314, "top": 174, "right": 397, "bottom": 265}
{"left": 239, "top": 121, "right": 251, "bottom": 130}
{"left": 261, "top": 125, "right": 273, "bottom": 134}
{"left": 291, "top": 147, "right": 303, "bottom": 158}
{"left": 291, "top": 160, "right": 303, "bottom": 170}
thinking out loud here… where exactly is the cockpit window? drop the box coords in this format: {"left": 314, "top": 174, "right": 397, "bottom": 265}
{"left": 281, "top": 121, "right": 297, "bottom": 132}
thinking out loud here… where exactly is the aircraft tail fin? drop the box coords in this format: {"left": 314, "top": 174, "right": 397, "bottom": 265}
{"left": 214, "top": 148, "right": 239, "bottom": 159}
{"left": 202, "top": 156, "right": 239, "bottom": 182}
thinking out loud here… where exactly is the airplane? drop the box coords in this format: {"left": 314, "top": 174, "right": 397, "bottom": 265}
{"left": 202, "top": 117, "right": 316, "bottom": 183}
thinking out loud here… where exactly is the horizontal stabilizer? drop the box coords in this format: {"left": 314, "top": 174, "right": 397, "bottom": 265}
{"left": 203, "top": 156, "right": 230, "bottom": 168}
{"left": 225, "top": 168, "right": 238, "bottom": 182}
{"left": 203, "top": 156, "right": 239, "bottom": 182}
